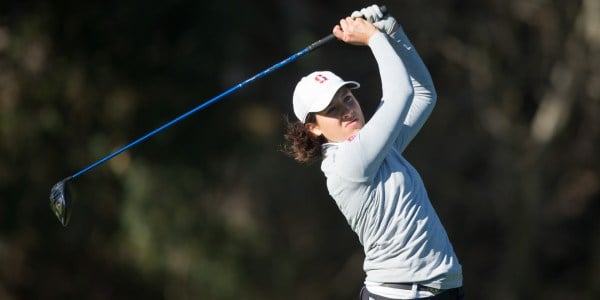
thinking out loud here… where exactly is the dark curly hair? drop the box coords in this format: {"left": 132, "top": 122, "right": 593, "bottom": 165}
{"left": 282, "top": 113, "right": 327, "bottom": 163}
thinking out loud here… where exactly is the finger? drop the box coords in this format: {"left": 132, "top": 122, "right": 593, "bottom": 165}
{"left": 350, "top": 11, "right": 363, "bottom": 19}
{"left": 338, "top": 18, "right": 350, "bottom": 33}
{"left": 352, "top": 17, "right": 367, "bottom": 25}
{"left": 332, "top": 24, "right": 344, "bottom": 39}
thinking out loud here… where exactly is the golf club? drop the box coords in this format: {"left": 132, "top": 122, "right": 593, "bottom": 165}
{"left": 50, "top": 6, "right": 387, "bottom": 226}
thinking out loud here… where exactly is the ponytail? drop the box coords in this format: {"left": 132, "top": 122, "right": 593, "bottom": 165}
{"left": 282, "top": 114, "right": 326, "bottom": 163}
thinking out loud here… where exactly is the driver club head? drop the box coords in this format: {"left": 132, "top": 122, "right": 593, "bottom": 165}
{"left": 49, "top": 179, "right": 72, "bottom": 227}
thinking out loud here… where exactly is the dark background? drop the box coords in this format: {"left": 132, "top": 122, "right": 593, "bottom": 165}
{"left": 1, "top": 1, "right": 598, "bottom": 299}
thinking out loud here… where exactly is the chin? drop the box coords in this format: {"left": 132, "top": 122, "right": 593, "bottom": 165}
{"left": 350, "top": 123, "right": 364, "bottom": 130}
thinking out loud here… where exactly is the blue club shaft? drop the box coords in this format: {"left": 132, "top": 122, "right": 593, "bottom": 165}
{"left": 67, "top": 34, "right": 337, "bottom": 181}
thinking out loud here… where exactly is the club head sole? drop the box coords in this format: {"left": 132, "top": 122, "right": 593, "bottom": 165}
{"left": 49, "top": 179, "right": 72, "bottom": 227}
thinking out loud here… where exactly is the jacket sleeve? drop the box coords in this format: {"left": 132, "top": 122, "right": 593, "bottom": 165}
{"left": 330, "top": 31, "right": 414, "bottom": 182}
{"left": 388, "top": 27, "right": 437, "bottom": 153}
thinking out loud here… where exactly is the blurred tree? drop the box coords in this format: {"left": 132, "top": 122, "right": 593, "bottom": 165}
{"left": 0, "top": 0, "right": 598, "bottom": 299}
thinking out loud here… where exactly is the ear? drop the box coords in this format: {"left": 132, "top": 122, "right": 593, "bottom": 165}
{"left": 305, "top": 123, "right": 323, "bottom": 137}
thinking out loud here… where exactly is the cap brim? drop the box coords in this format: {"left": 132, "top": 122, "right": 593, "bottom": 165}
{"left": 307, "top": 81, "right": 360, "bottom": 115}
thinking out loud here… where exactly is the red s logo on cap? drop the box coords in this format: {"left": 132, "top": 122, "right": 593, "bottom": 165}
{"left": 314, "top": 74, "right": 328, "bottom": 84}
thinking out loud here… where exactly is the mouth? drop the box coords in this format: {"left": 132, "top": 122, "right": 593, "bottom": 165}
{"left": 345, "top": 119, "right": 358, "bottom": 127}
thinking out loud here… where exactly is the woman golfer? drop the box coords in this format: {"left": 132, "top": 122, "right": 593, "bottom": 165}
{"left": 283, "top": 5, "right": 464, "bottom": 300}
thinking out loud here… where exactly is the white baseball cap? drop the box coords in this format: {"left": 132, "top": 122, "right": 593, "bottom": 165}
{"left": 292, "top": 71, "right": 360, "bottom": 123}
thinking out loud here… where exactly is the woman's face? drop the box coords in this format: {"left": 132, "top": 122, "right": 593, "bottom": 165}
{"left": 306, "top": 87, "right": 365, "bottom": 142}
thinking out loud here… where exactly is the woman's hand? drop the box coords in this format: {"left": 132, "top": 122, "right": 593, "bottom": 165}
{"left": 332, "top": 17, "right": 378, "bottom": 46}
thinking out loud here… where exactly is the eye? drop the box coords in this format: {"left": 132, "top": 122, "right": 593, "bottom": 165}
{"left": 344, "top": 96, "right": 354, "bottom": 103}
{"left": 326, "top": 106, "right": 337, "bottom": 114}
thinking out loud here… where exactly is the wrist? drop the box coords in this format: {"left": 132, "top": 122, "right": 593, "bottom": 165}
{"left": 367, "top": 31, "right": 385, "bottom": 46}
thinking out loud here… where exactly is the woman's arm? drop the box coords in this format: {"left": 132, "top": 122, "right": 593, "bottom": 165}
{"left": 351, "top": 6, "right": 437, "bottom": 152}
{"left": 389, "top": 27, "right": 437, "bottom": 152}
{"left": 331, "top": 24, "right": 414, "bottom": 181}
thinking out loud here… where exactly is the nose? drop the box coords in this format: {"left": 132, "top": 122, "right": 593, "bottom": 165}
{"left": 341, "top": 104, "right": 353, "bottom": 119}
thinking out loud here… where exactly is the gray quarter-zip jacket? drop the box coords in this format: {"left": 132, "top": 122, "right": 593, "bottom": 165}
{"left": 321, "top": 30, "right": 462, "bottom": 290}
